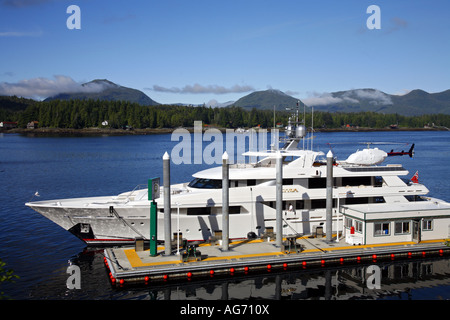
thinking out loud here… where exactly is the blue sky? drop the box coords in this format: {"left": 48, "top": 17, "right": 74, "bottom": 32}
{"left": 0, "top": 0, "right": 449, "bottom": 106}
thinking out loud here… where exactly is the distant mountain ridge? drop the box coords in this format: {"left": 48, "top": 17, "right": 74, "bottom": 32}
{"left": 233, "top": 89, "right": 306, "bottom": 111}
{"left": 44, "top": 79, "right": 159, "bottom": 106}
{"left": 231, "top": 88, "right": 450, "bottom": 116}
{"left": 19, "top": 78, "right": 450, "bottom": 116}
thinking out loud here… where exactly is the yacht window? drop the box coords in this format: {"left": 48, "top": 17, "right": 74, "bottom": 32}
{"left": 374, "top": 176, "right": 383, "bottom": 187}
{"left": 309, "top": 178, "right": 326, "bottom": 189}
{"left": 263, "top": 200, "right": 303, "bottom": 210}
{"left": 187, "top": 207, "right": 211, "bottom": 215}
{"left": 342, "top": 176, "right": 371, "bottom": 187}
{"left": 341, "top": 196, "right": 385, "bottom": 204}
{"left": 374, "top": 196, "right": 385, "bottom": 203}
{"left": 311, "top": 199, "right": 336, "bottom": 209}
{"left": 345, "top": 197, "right": 371, "bottom": 205}
{"left": 283, "top": 179, "right": 293, "bottom": 185}
{"left": 311, "top": 199, "right": 326, "bottom": 209}
{"left": 247, "top": 179, "right": 256, "bottom": 186}
{"left": 309, "top": 178, "right": 337, "bottom": 189}
{"left": 188, "top": 178, "right": 222, "bottom": 189}
{"left": 229, "top": 206, "right": 241, "bottom": 214}
{"left": 405, "top": 195, "right": 427, "bottom": 202}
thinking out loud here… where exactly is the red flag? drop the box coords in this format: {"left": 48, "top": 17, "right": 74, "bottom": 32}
{"left": 411, "top": 171, "right": 419, "bottom": 183}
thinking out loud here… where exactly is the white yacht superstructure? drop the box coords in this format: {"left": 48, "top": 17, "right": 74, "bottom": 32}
{"left": 25, "top": 117, "right": 450, "bottom": 246}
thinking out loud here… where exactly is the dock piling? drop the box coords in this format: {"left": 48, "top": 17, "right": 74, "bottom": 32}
{"left": 163, "top": 151, "right": 172, "bottom": 256}
{"left": 276, "top": 151, "right": 283, "bottom": 247}
{"left": 222, "top": 151, "right": 229, "bottom": 251}
{"left": 326, "top": 150, "right": 333, "bottom": 242}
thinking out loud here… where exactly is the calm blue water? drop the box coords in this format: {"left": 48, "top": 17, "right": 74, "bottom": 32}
{"left": 0, "top": 130, "right": 449, "bottom": 300}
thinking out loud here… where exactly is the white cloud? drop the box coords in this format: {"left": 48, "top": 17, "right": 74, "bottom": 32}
{"left": 148, "top": 83, "right": 255, "bottom": 94}
{"left": 0, "top": 30, "right": 43, "bottom": 37}
{"left": 0, "top": 75, "right": 110, "bottom": 99}
{"left": 302, "top": 91, "right": 358, "bottom": 106}
{"left": 284, "top": 90, "right": 299, "bottom": 96}
{"left": 347, "top": 89, "right": 392, "bottom": 105}
{"left": 302, "top": 89, "right": 393, "bottom": 106}
{"left": 392, "top": 89, "right": 411, "bottom": 96}
{"left": 206, "top": 99, "right": 219, "bottom": 107}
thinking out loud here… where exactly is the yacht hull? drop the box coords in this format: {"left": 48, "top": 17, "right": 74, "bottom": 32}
{"left": 26, "top": 195, "right": 336, "bottom": 246}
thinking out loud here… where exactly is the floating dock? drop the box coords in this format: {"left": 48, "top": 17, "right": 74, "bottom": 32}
{"left": 103, "top": 236, "right": 450, "bottom": 287}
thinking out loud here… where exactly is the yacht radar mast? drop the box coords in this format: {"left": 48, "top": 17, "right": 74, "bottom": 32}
{"left": 283, "top": 101, "right": 306, "bottom": 151}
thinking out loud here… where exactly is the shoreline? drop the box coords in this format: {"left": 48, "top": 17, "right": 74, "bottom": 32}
{"left": 0, "top": 126, "right": 448, "bottom": 136}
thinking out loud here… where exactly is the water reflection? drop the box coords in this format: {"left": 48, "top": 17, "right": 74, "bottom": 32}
{"left": 49, "top": 248, "right": 450, "bottom": 300}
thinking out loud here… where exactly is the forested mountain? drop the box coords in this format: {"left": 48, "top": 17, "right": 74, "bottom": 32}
{"left": 0, "top": 95, "right": 37, "bottom": 122}
{"left": 233, "top": 89, "right": 305, "bottom": 111}
{"left": 389, "top": 89, "right": 450, "bottom": 115}
{"left": 232, "top": 88, "right": 450, "bottom": 116}
{"left": 44, "top": 79, "right": 159, "bottom": 106}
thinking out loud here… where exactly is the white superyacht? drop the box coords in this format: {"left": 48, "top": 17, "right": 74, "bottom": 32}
{"left": 26, "top": 117, "right": 450, "bottom": 246}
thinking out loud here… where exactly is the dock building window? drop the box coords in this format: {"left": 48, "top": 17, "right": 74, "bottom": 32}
{"left": 374, "top": 222, "right": 390, "bottom": 236}
{"left": 395, "top": 221, "right": 410, "bottom": 235}
{"left": 422, "top": 219, "right": 433, "bottom": 231}
{"left": 344, "top": 218, "right": 362, "bottom": 233}
{"left": 345, "top": 217, "right": 353, "bottom": 228}
{"left": 355, "top": 220, "right": 363, "bottom": 233}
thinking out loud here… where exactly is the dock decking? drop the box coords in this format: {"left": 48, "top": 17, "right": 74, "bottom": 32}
{"left": 104, "top": 237, "right": 449, "bottom": 287}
